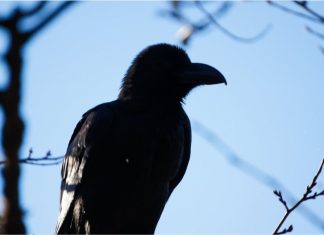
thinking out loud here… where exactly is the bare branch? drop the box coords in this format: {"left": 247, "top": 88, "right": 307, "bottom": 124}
{"left": 293, "top": 1, "right": 324, "bottom": 23}
{"left": 306, "top": 26, "right": 324, "bottom": 40}
{"left": 160, "top": 1, "right": 270, "bottom": 45}
{"left": 268, "top": 1, "right": 324, "bottom": 24}
{"left": 0, "top": 149, "right": 64, "bottom": 166}
{"left": 273, "top": 158, "right": 324, "bottom": 235}
{"left": 23, "top": 1, "right": 76, "bottom": 42}
{"left": 320, "top": 46, "right": 324, "bottom": 55}
{"left": 275, "top": 225, "right": 293, "bottom": 235}
{"left": 160, "top": 2, "right": 232, "bottom": 28}
{"left": 195, "top": 1, "right": 271, "bottom": 43}
{"left": 273, "top": 190, "right": 289, "bottom": 212}
{"left": 0, "top": 1, "right": 75, "bottom": 232}
{"left": 19, "top": 1, "right": 48, "bottom": 18}
{"left": 192, "top": 120, "right": 324, "bottom": 232}
{"left": 0, "top": 17, "right": 7, "bottom": 27}
{"left": 0, "top": 90, "right": 4, "bottom": 106}
{"left": 305, "top": 190, "right": 324, "bottom": 200}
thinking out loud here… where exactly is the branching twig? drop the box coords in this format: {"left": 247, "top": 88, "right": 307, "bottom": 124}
{"left": 273, "top": 158, "right": 324, "bottom": 235}
{"left": 268, "top": 1, "right": 324, "bottom": 54}
{"left": 22, "top": 1, "right": 76, "bottom": 43}
{"left": 161, "top": 1, "right": 270, "bottom": 45}
{"left": 268, "top": 1, "right": 324, "bottom": 24}
{"left": 192, "top": 120, "right": 324, "bottom": 232}
{"left": 160, "top": 1, "right": 234, "bottom": 45}
{"left": 293, "top": 1, "right": 324, "bottom": 23}
{"left": 195, "top": 1, "right": 271, "bottom": 43}
{"left": 0, "top": 149, "right": 64, "bottom": 166}
{"left": 19, "top": 1, "right": 48, "bottom": 18}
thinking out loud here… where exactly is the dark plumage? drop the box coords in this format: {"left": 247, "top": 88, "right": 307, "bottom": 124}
{"left": 55, "top": 43, "right": 226, "bottom": 234}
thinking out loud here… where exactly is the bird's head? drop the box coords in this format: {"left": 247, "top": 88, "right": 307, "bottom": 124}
{"left": 118, "top": 43, "right": 226, "bottom": 104}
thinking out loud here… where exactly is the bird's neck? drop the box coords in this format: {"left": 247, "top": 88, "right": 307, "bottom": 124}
{"left": 117, "top": 95, "right": 183, "bottom": 113}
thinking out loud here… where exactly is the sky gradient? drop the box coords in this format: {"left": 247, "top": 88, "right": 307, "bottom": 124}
{"left": 0, "top": 1, "right": 324, "bottom": 234}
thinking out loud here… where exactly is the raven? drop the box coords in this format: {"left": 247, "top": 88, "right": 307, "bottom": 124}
{"left": 55, "top": 43, "right": 226, "bottom": 234}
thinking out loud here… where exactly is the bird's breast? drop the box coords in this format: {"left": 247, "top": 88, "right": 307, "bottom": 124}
{"left": 98, "top": 111, "right": 186, "bottom": 186}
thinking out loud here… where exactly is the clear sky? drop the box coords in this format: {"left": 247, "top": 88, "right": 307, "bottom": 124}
{"left": 0, "top": 1, "right": 324, "bottom": 234}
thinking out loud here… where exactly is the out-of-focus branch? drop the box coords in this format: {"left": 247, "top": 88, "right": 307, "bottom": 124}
{"left": 293, "top": 1, "right": 324, "bottom": 23}
{"left": 268, "top": 0, "right": 324, "bottom": 52}
{"left": 23, "top": 1, "right": 76, "bottom": 43}
{"left": 306, "top": 26, "right": 324, "bottom": 40}
{"left": 273, "top": 158, "right": 324, "bottom": 235}
{"left": 160, "top": 1, "right": 234, "bottom": 45}
{"left": 0, "top": 90, "right": 4, "bottom": 104}
{"left": 19, "top": 1, "right": 48, "bottom": 18}
{"left": 267, "top": 1, "right": 323, "bottom": 24}
{"left": 0, "top": 149, "right": 64, "bottom": 166}
{"left": 161, "top": 1, "right": 270, "bottom": 45}
{"left": 320, "top": 46, "right": 324, "bottom": 55}
{"left": 195, "top": 1, "right": 271, "bottom": 43}
{"left": 0, "top": 2, "right": 76, "bottom": 233}
{"left": 192, "top": 120, "right": 324, "bottom": 232}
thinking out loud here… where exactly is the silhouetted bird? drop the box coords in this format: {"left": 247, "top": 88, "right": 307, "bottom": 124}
{"left": 55, "top": 43, "right": 226, "bottom": 234}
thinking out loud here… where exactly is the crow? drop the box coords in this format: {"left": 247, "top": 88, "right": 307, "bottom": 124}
{"left": 55, "top": 43, "right": 226, "bottom": 234}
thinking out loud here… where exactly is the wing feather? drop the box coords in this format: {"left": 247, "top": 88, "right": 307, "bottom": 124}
{"left": 55, "top": 103, "right": 114, "bottom": 233}
{"left": 169, "top": 112, "right": 191, "bottom": 195}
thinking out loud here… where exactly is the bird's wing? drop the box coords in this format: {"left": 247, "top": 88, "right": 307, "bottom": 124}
{"left": 55, "top": 104, "right": 114, "bottom": 233}
{"left": 169, "top": 113, "right": 191, "bottom": 196}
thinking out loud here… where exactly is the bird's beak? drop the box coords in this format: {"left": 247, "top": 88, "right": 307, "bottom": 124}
{"left": 179, "top": 63, "right": 227, "bottom": 86}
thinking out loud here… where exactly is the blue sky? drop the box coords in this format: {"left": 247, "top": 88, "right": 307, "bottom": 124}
{"left": 0, "top": 1, "right": 324, "bottom": 234}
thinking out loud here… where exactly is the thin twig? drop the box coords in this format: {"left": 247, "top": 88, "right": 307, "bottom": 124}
{"left": 192, "top": 120, "right": 324, "bottom": 232}
{"left": 160, "top": 2, "right": 234, "bottom": 45}
{"left": 0, "top": 149, "right": 64, "bottom": 166}
{"left": 273, "top": 190, "right": 289, "bottom": 212}
{"left": 320, "top": 46, "right": 324, "bottom": 55}
{"left": 293, "top": 1, "right": 324, "bottom": 23}
{"left": 306, "top": 26, "right": 324, "bottom": 40}
{"left": 273, "top": 158, "right": 324, "bottom": 235}
{"left": 268, "top": 1, "right": 322, "bottom": 24}
{"left": 195, "top": 1, "right": 271, "bottom": 43}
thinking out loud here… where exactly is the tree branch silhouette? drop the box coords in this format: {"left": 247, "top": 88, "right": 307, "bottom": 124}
{"left": 0, "top": 149, "right": 64, "bottom": 166}
{"left": 268, "top": 1, "right": 324, "bottom": 52}
{"left": 306, "top": 26, "right": 324, "bottom": 40}
{"left": 272, "top": 158, "right": 324, "bottom": 235}
{"left": 160, "top": 1, "right": 270, "bottom": 45}
{"left": 0, "top": 2, "right": 75, "bottom": 233}
{"left": 18, "top": 2, "right": 47, "bottom": 17}
{"left": 22, "top": 2, "right": 75, "bottom": 43}
{"left": 159, "top": 1, "right": 234, "bottom": 45}
{"left": 192, "top": 120, "right": 324, "bottom": 232}
{"left": 194, "top": 1, "right": 271, "bottom": 43}
{"left": 267, "top": 1, "right": 324, "bottom": 24}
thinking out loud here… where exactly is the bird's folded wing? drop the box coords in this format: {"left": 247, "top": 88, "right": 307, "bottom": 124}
{"left": 55, "top": 105, "right": 114, "bottom": 233}
{"left": 169, "top": 113, "right": 192, "bottom": 196}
